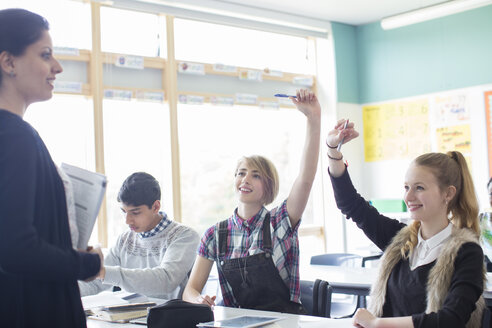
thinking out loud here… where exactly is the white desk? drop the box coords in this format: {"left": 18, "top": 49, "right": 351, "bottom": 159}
{"left": 86, "top": 306, "right": 354, "bottom": 328}
{"left": 303, "top": 265, "right": 492, "bottom": 306}
{"left": 301, "top": 265, "right": 377, "bottom": 297}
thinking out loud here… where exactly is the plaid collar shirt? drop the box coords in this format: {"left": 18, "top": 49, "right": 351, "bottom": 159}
{"left": 139, "top": 211, "right": 170, "bottom": 238}
{"left": 198, "top": 199, "right": 301, "bottom": 307}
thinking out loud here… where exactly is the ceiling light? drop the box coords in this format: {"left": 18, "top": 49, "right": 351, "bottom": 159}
{"left": 381, "top": 0, "right": 492, "bottom": 30}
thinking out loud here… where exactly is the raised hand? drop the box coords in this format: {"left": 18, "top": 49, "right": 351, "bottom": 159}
{"left": 326, "top": 118, "right": 359, "bottom": 150}
{"left": 291, "top": 89, "right": 321, "bottom": 120}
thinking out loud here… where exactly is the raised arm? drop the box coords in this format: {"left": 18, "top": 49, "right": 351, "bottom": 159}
{"left": 182, "top": 256, "right": 216, "bottom": 306}
{"left": 286, "top": 89, "right": 321, "bottom": 226}
{"left": 326, "top": 120, "right": 404, "bottom": 249}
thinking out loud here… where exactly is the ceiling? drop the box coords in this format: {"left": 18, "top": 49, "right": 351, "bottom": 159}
{"left": 212, "top": 0, "right": 449, "bottom": 26}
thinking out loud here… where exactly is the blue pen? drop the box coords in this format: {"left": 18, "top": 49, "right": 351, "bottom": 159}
{"left": 274, "top": 94, "right": 297, "bottom": 98}
{"left": 337, "top": 119, "right": 349, "bottom": 151}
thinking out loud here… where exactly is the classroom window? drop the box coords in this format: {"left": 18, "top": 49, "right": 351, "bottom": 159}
{"left": 100, "top": 7, "right": 164, "bottom": 58}
{"left": 174, "top": 18, "right": 316, "bottom": 74}
{"left": 178, "top": 103, "right": 318, "bottom": 234}
{"left": 24, "top": 95, "right": 96, "bottom": 170}
{"left": 102, "top": 99, "right": 173, "bottom": 246}
{"left": 0, "top": 0, "right": 92, "bottom": 50}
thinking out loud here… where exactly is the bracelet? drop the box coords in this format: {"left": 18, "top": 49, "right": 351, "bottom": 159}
{"left": 328, "top": 153, "right": 343, "bottom": 161}
{"left": 326, "top": 143, "right": 338, "bottom": 149}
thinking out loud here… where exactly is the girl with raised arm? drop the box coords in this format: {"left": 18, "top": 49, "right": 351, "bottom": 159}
{"left": 326, "top": 119, "right": 485, "bottom": 328}
{"left": 183, "top": 89, "right": 320, "bottom": 314}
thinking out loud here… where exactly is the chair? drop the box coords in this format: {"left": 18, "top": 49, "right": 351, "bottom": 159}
{"left": 482, "top": 306, "right": 491, "bottom": 328}
{"left": 300, "top": 279, "right": 333, "bottom": 317}
{"left": 311, "top": 253, "right": 362, "bottom": 267}
{"left": 310, "top": 252, "right": 382, "bottom": 318}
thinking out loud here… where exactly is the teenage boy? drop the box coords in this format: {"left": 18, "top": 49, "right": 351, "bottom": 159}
{"left": 79, "top": 172, "right": 199, "bottom": 299}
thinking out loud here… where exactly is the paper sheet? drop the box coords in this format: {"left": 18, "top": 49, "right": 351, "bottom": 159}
{"left": 61, "top": 163, "right": 107, "bottom": 250}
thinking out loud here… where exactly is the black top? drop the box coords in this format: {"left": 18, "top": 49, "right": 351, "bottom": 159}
{"left": 330, "top": 168, "right": 484, "bottom": 328}
{"left": 0, "top": 110, "right": 100, "bottom": 327}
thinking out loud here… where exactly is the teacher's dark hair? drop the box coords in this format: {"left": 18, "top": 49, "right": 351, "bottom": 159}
{"left": 0, "top": 8, "right": 49, "bottom": 85}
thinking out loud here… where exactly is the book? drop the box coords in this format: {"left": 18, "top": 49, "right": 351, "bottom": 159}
{"left": 82, "top": 291, "right": 150, "bottom": 316}
{"left": 100, "top": 301, "right": 157, "bottom": 311}
{"left": 91, "top": 301, "right": 156, "bottom": 322}
{"left": 92, "top": 308, "right": 148, "bottom": 322}
{"left": 60, "top": 163, "right": 107, "bottom": 250}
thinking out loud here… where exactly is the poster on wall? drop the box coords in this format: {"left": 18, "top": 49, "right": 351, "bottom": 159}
{"left": 485, "top": 91, "right": 492, "bottom": 177}
{"left": 435, "top": 124, "right": 472, "bottom": 153}
{"left": 434, "top": 94, "right": 470, "bottom": 126}
{"left": 362, "top": 99, "right": 430, "bottom": 162}
{"left": 435, "top": 124, "right": 473, "bottom": 171}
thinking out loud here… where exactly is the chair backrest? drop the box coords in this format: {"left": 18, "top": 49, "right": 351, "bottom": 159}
{"left": 482, "top": 306, "right": 491, "bottom": 328}
{"left": 310, "top": 253, "right": 375, "bottom": 317}
{"left": 361, "top": 253, "right": 383, "bottom": 268}
{"left": 310, "top": 253, "right": 362, "bottom": 267}
{"left": 300, "top": 279, "right": 333, "bottom": 318}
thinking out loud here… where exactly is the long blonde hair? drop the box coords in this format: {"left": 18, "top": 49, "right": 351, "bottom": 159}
{"left": 402, "top": 151, "right": 479, "bottom": 257}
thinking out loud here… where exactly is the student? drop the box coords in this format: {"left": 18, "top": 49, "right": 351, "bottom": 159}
{"left": 480, "top": 178, "right": 492, "bottom": 272}
{"left": 183, "top": 89, "right": 320, "bottom": 314}
{"left": 325, "top": 119, "right": 485, "bottom": 328}
{"left": 0, "top": 8, "right": 102, "bottom": 327}
{"left": 79, "top": 172, "right": 200, "bottom": 299}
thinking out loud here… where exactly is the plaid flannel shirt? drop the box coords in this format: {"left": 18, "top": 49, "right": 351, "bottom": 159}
{"left": 198, "top": 199, "right": 301, "bottom": 307}
{"left": 139, "top": 212, "right": 170, "bottom": 238}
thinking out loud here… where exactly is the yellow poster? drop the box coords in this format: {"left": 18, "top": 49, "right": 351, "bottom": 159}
{"left": 435, "top": 124, "right": 472, "bottom": 153}
{"left": 363, "top": 99, "right": 430, "bottom": 162}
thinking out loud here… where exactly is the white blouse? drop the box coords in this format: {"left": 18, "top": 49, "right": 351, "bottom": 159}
{"left": 409, "top": 222, "right": 452, "bottom": 270}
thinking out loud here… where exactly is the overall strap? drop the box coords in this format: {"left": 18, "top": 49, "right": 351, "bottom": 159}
{"left": 262, "top": 213, "right": 272, "bottom": 252}
{"left": 218, "top": 219, "right": 229, "bottom": 258}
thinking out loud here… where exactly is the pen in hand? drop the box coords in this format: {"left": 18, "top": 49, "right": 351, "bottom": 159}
{"left": 337, "top": 119, "right": 349, "bottom": 151}
{"left": 274, "top": 94, "right": 297, "bottom": 98}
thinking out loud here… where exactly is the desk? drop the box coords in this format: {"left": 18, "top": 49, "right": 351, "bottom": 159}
{"left": 300, "top": 265, "right": 377, "bottom": 297}
{"left": 86, "top": 306, "right": 353, "bottom": 328}
{"left": 303, "top": 265, "right": 492, "bottom": 307}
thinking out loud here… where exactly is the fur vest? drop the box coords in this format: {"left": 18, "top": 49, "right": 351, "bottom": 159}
{"left": 368, "top": 225, "right": 485, "bottom": 327}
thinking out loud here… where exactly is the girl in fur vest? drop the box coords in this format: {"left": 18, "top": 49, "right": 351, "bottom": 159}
{"left": 326, "top": 119, "right": 485, "bottom": 328}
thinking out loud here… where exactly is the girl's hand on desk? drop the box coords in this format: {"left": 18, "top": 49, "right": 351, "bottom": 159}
{"left": 353, "top": 308, "right": 376, "bottom": 328}
{"left": 196, "top": 295, "right": 216, "bottom": 307}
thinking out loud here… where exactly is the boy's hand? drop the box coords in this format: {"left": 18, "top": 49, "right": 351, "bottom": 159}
{"left": 291, "top": 89, "right": 321, "bottom": 120}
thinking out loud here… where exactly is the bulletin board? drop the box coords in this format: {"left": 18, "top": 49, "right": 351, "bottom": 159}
{"left": 485, "top": 90, "right": 492, "bottom": 177}
{"left": 362, "top": 99, "right": 430, "bottom": 162}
